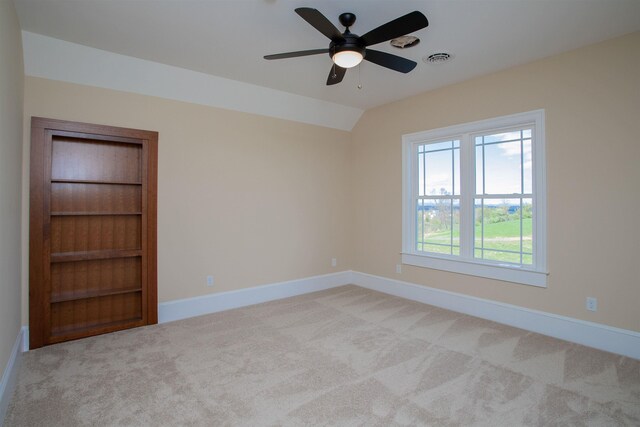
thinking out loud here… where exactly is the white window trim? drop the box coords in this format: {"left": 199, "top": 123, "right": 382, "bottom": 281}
{"left": 402, "top": 110, "right": 547, "bottom": 287}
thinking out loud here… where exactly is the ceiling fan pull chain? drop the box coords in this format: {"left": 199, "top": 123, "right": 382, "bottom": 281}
{"left": 357, "top": 64, "right": 363, "bottom": 89}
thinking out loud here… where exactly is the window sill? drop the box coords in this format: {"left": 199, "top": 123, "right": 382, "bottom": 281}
{"left": 401, "top": 253, "right": 548, "bottom": 287}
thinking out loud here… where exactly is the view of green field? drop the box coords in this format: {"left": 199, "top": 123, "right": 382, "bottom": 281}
{"left": 417, "top": 213, "right": 533, "bottom": 264}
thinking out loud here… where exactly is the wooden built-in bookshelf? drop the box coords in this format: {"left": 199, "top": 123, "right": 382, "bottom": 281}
{"left": 29, "top": 118, "right": 158, "bottom": 349}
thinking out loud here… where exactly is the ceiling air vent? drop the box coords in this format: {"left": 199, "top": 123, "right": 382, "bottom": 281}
{"left": 423, "top": 52, "right": 453, "bottom": 64}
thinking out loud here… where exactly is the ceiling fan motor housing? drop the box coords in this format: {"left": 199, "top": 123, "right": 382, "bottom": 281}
{"left": 329, "top": 33, "right": 366, "bottom": 61}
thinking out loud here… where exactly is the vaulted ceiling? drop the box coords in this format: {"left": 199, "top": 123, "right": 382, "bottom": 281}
{"left": 13, "top": 0, "right": 640, "bottom": 110}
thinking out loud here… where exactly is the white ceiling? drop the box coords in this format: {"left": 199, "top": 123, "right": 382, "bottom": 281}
{"left": 13, "top": 0, "right": 640, "bottom": 111}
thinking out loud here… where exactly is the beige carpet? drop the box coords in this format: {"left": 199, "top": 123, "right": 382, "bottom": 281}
{"left": 5, "top": 285, "right": 640, "bottom": 426}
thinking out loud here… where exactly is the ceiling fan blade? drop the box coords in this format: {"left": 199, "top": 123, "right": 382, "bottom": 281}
{"left": 326, "top": 65, "right": 346, "bottom": 85}
{"left": 264, "top": 49, "right": 329, "bottom": 60}
{"left": 364, "top": 49, "right": 417, "bottom": 73}
{"left": 295, "top": 8, "right": 345, "bottom": 42}
{"left": 360, "top": 11, "right": 428, "bottom": 47}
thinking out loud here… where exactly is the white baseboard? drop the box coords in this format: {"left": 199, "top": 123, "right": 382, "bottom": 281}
{"left": 351, "top": 271, "right": 640, "bottom": 360}
{"left": 158, "top": 271, "right": 353, "bottom": 323}
{"left": 0, "top": 327, "right": 27, "bottom": 425}
{"left": 155, "top": 269, "right": 639, "bottom": 359}
{"left": 21, "top": 329, "right": 28, "bottom": 353}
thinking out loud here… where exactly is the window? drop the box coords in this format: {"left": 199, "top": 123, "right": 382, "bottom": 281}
{"left": 402, "top": 110, "right": 547, "bottom": 287}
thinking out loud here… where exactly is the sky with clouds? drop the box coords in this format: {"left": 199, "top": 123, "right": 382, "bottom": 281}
{"left": 418, "top": 130, "right": 532, "bottom": 205}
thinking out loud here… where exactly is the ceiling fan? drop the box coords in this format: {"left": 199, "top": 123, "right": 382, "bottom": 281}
{"left": 264, "top": 8, "right": 429, "bottom": 85}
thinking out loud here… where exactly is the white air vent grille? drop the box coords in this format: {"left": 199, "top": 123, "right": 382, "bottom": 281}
{"left": 423, "top": 52, "right": 453, "bottom": 64}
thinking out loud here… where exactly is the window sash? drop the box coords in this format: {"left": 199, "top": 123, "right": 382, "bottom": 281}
{"left": 415, "top": 136, "right": 532, "bottom": 266}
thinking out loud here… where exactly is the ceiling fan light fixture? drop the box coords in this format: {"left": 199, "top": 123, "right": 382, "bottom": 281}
{"left": 332, "top": 50, "right": 363, "bottom": 68}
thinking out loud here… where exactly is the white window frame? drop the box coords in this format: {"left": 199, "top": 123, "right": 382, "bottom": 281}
{"left": 402, "top": 110, "right": 547, "bottom": 287}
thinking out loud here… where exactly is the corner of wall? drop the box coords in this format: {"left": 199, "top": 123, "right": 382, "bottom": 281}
{"left": 0, "top": 1, "right": 25, "bottom": 422}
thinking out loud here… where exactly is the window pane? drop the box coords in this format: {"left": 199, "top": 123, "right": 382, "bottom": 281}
{"left": 416, "top": 197, "right": 460, "bottom": 256}
{"left": 522, "top": 198, "right": 533, "bottom": 258}
{"left": 416, "top": 199, "right": 426, "bottom": 251}
{"left": 476, "top": 146, "right": 483, "bottom": 194}
{"left": 523, "top": 139, "right": 532, "bottom": 194}
{"left": 523, "top": 129, "right": 532, "bottom": 139}
{"left": 483, "top": 199, "right": 520, "bottom": 252}
{"left": 425, "top": 200, "right": 452, "bottom": 248}
{"left": 453, "top": 148, "right": 460, "bottom": 195}
{"left": 474, "top": 199, "right": 483, "bottom": 251}
{"left": 425, "top": 150, "right": 453, "bottom": 195}
{"left": 452, "top": 199, "right": 460, "bottom": 254}
{"left": 418, "top": 151, "right": 425, "bottom": 196}
{"left": 475, "top": 198, "right": 524, "bottom": 264}
{"left": 484, "top": 141, "right": 521, "bottom": 194}
{"left": 418, "top": 140, "right": 460, "bottom": 197}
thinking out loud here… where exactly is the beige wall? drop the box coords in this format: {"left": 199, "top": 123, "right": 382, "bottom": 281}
{"left": 0, "top": 0, "right": 24, "bottom": 375}
{"left": 351, "top": 32, "right": 640, "bottom": 332}
{"left": 22, "top": 78, "right": 353, "bottom": 323}
{"left": 19, "top": 32, "right": 640, "bottom": 334}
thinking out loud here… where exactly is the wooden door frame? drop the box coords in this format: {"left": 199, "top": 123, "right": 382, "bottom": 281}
{"left": 29, "top": 117, "right": 158, "bottom": 349}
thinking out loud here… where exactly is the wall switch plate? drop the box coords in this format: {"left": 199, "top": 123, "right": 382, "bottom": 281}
{"left": 586, "top": 297, "right": 597, "bottom": 312}
{"left": 396, "top": 264, "right": 402, "bottom": 274}
{"left": 206, "top": 276, "right": 214, "bottom": 287}
{"left": 331, "top": 258, "right": 337, "bottom": 267}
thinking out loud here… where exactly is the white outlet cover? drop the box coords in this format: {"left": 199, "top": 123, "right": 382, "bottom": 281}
{"left": 331, "top": 258, "right": 337, "bottom": 267}
{"left": 586, "top": 297, "right": 597, "bottom": 311}
{"left": 206, "top": 276, "right": 214, "bottom": 286}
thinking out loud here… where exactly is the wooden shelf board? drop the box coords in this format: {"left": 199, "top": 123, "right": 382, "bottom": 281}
{"left": 50, "top": 211, "right": 142, "bottom": 216}
{"left": 51, "top": 249, "right": 142, "bottom": 263}
{"left": 51, "top": 287, "right": 142, "bottom": 303}
{"left": 51, "top": 178, "right": 142, "bottom": 185}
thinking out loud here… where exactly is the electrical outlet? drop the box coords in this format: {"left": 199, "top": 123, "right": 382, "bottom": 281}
{"left": 331, "top": 258, "right": 337, "bottom": 267}
{"left": 396, "top": 264, "right": 402, "bottom": 274}
{"left": 586, "top": 297, "right": 597, "bottom": 312}
{"left": 206, "top": 275, "right": 214, "bottom": 287}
